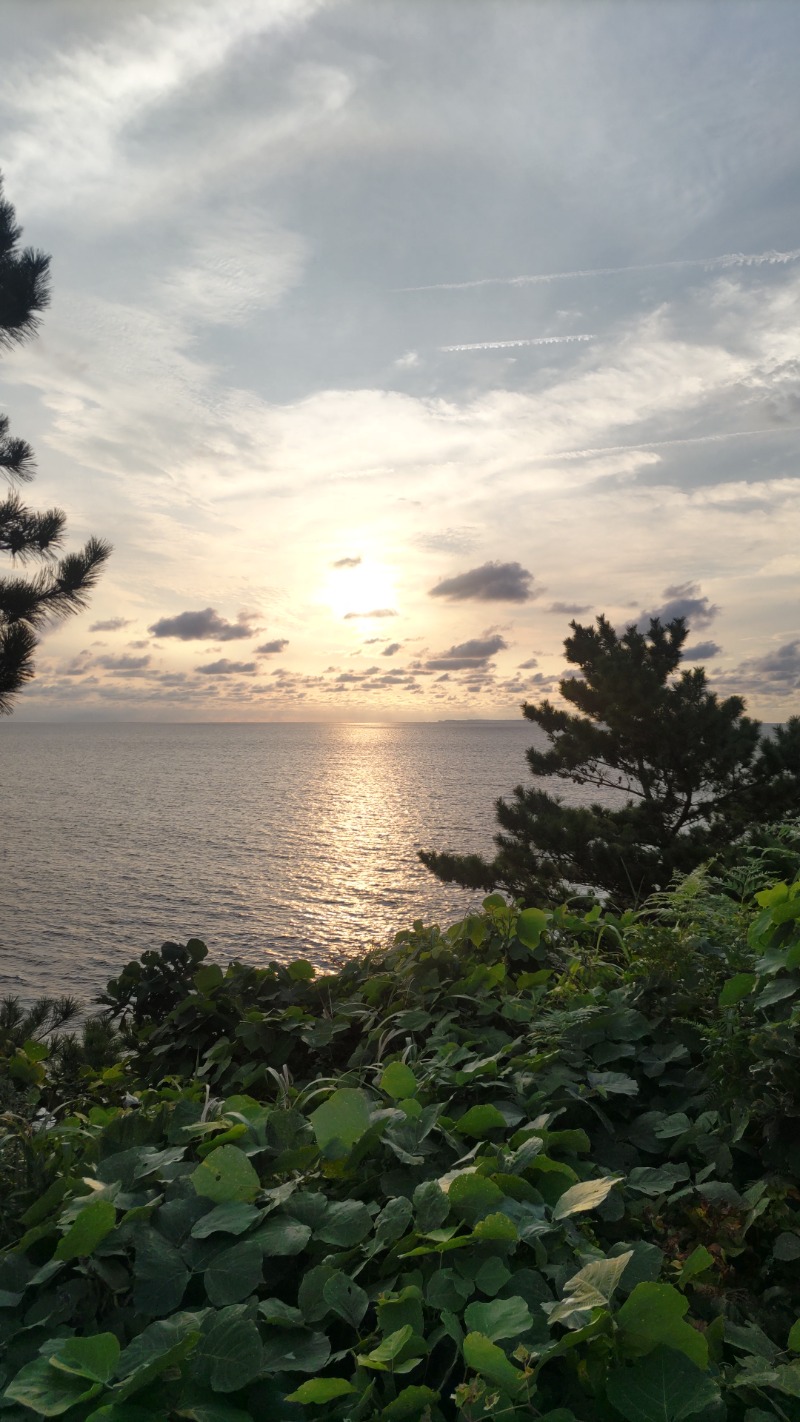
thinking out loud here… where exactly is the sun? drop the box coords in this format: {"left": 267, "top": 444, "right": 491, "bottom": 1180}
{"left": 324, "top": 560, "right": 397, "bottom": 621}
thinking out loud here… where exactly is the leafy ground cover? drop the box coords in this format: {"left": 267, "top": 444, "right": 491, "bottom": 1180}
{"left": 2, "top": 830, "right": 800, "bottom": 1421}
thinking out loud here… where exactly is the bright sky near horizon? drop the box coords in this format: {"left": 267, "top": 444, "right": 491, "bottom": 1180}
{"left": 1, "top": 0, "right": 799, "bottom": 722}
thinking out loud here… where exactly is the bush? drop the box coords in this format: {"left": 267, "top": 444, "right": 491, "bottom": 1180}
{"left": 1, "top": 857, "right": 800, "bottom": 1420}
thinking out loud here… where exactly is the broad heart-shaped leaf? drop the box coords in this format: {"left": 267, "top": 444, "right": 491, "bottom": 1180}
{"left": 462, "top": 1332, "right": 525, "bottom": 1394}
{"left": 190, "top": 1203, "right": 262, "bottom": 1239}
{"left": 50, "top": 1334, "right": 120, "bottom": 1383}
{"left": 115, "top": 1315, "right": 204, "bottom": 1400}
{"left": 376, "top": 1195, "right": 414, "bottom": 1243}
{"left": 552, "top": 1175, "right": 622, "bottom": 1220}
{"left": 259, "top": 1328, "right": 331, "bottom": 1374}
{"left": 251, "top": 1214, "right": 312, "bottom": 1256}
{"left": 204, "top": 1239, "right": 263, "bottom": 1305}
{"left": 446, "top": 1173, "right": 504, "bottom": 1225}
{"left": 323, "top": 1271, "right": 369, "bottom": 1328}
{"left": 455, "top": 1104, "right": 508, "bottom": 1138}
{"left": 192, "top": 1308, "right": 263, "bottom": 1393}
{"left": 309, "top": 1087, "right": 372, "bottom": 1156}
{"left": 190, "top": 1146, "right": 260, "bottom": 1204}
{"left": 133, "top": 1227, "right": 190, "bottom": 1316}
{"left": 616, "top": 1283, "right": 708, "bottom": 1368}
{"left": 546, "top": 1251, "right": 633, "bottom": 1327}
{"left": 774, "top": 1232, "right": 800, "bottom": 1260}
{"left": 627, "top": 1164, "right": 691, "bottom": 1197}
{"left": 54, "top": 1198, "right": 117, "bottom": 1261}
{"left": 413, "top": 1180, "right": 450, "bottom": 1232}
{"left": 606, "top": 1345, "right": 720, "bottom": 1421}
{"left": 464, "top": 1296, "right": 533, "bottom": 1341}
{"left": 516, "top": 906, "right": 549, "bottom": 948}
{"left": 719, "top": 972, "right": 758, "bottom": 1006}
{"left": 285, "top": 1378, "right": 356, "bottom": 1405}
{"left": 4, "top": 1359, "right": 102, "bottom": 1416}
{"left": 380, "top": 1062, "right": 418, "bottom": 1099}
{"left": 314, "top": 1199, "right": 372, "bottom": 1247}
{"left": 789, "top": 1319, "right": 800, "bottom": 1353}
{"left": 358, "top": 1325, "right": 414, "bottom": 1368}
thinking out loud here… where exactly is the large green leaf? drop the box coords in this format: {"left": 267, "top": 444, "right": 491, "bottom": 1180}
{"left": 259, "top": 1328, "right": 331, "bottom": 1374}
{"left": 546, "top": 1252, "right": 632, "bottom": 1327}
{"left": 314, "top": 1199, "right": 372, "bottom": 1247}
{"left": 455, "top": 1105, "right": 507, "bottom": 1138}
{"left": 462, "top": 1332, "right": 524, "bottom": 1393}
{"left": 194, "top": 1309, "right": 263, "bottom": 1393}
{"left": 251, "top": 1215, "right": 312, "bottom": 1256}
{"left": 464, "top": 1296, "right": 533, "bottom": 1341}
{"left": 606, "top": 1346, "right": 720, "bottom": 1421}
{"left": 616, "top": 1284, "right": 708, "bottom": 1368}
{"left": 50, "top": 1335, "right": 120, "bottom": 1384}
{"left": 54, "top": 1199, "right": 117, "bottom": 1261}
{"left": 190, "top": 1147, "right": 260, "bottom": 1204}
{"left": 115, "top": 1315, "right": 204, "bottom": 1400}
{"left": 190, "top": 1203, "right": 262, "bottom": 1239}
{"left": 133, "top": 1228, "right": 190, "bottom": 1316}
{"left": 323, "top": 1272, "right": 369, "bottom": 1329}
{"left": 204, "top": 1240, "right": 263, "bottom": 1305}
{"left": 380, "top": 1063, "right": 418, "bottom": 1099}
{"left": 309, "top": 1088, "right": 372, "bottom": 1156}
{"left": 626, "top": 1165, "right": 690, "bottom": 1197}
{"left": 447, "top": 1173, "right": 504, "bottom": 1225}
{"left": 4, "top": 1359, "right": 102, "bottom": 1416}
{"left": 284, "top": 1379, "right": 356, "bottom": 1405}
{"left": 552, "top": 1176, "right": 622, "bottom": 1220}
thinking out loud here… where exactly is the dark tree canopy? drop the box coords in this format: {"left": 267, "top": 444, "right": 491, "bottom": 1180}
{"left": 0, "top": 173, "right": 110, "bottom": 712}
{"left": 421, "top": 613, "right": 797, "bottom": 908}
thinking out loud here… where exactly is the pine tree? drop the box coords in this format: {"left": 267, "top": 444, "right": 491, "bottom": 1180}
{"left": 420, "top": 613, "right": 776, "bottom": 908}
{"left": 0, "top": 174, "right": 110, "bottom": 712}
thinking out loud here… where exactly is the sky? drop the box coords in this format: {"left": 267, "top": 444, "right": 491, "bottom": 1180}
{"left": 1, "top": 0, "right": 799, "bottom": 722}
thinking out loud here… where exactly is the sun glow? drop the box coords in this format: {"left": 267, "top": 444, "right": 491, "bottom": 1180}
{"left": 324, "top": 560, "right": 398, "bottom": 621}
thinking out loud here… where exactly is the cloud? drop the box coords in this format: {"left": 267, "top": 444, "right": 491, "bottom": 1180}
{"left": 256, "top": 638, "right": 289, "bottom": 654}
{"left": 95, "top": 654, "right": 151, "bottom": 673}
{"left": 640, "top": 581, "right": 719, "bottom": 630}
{"left": 440, "top": 334, "right": 595, "bottom": 352}
{"left": 429, "top": 561, "right": 537, "bottom": 603}
{"left": 332, "top": 556, "right": 361, "bottom": 568}
{"left": 89, "top": 617, "right": 132, "bottom": 631}
{"left": 149, "top": 608, "right": 259, "bottom": 641}
{"left": 547, "top": 602, "right": 592, "bottom": 615}
{"left": 518, "top": 657, "right": 539, "bottom": 669}
{"left": 745, "top": 640, "right": 800, "bottom": 686}
{"left": 195, "top": 659, "right": 257, "bottom": 675}
{"left": 683, "top": 640, "right": 722, "bottom": 660}
{"left": 402, "top": 247, "right": 800, "bottom": 292}
{"left": 381, "top": 642, "right": 401, "bottom": 657}
{"left": 343, "top": 608, "right": 398, "bottom": 620}
{"left": 425, "top": 633, "right": 508, "bottom": 671}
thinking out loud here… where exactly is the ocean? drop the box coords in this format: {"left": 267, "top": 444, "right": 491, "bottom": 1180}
{"left": 0, "top": 720, "right": 624, "bottom": 1003}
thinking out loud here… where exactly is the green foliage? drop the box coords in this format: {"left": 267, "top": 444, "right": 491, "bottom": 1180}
{"left": 2, "top": 855, "right": 800, "bottom": 1420}
{"left": 420, "top": 613, "right": 799, "bottom": 909}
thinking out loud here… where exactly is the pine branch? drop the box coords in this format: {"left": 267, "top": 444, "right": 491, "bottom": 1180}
{"left": 0, "top": 620, "right": 36, "bottom": 713}
{"left": 0, "top": 415, "right": 36, "bottom": 482}
{"left": 0, "top": 490, "right": 66, "bottom": 556}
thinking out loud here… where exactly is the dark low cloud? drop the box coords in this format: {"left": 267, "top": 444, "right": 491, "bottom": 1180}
{"left": 683, "top": 640, "right": 722, "bottom": 660}
{"left": 640, "top": 582, "right": 719, "bottom": 631}
{"left": 426, "top": 633, "right": 508, "bottom": 671}
{"left": 332, "top": 556, "right": 361, "bottom": 568}
{"left": 747, "top": 639, "right": 800, "bottom": 685}
{"left": 518, "top": 656, "right": 539, "bottom": 669}
{"left": 547, "top": 601, "right": 592, "bottom": 615}
{"left": 149, "top": 607, "right": 259, "bottom": 641}
{"left": 195, "top": 659, "right": 257, "bottom": 675}
{"left": 343, "top": 608, "right": 397, "bottom": 620}
{"left": 257, "top": 638, "right": 289, "bottom": 655}
{"left": 96, "top": 654, "right": 151, "bottom": 673}
{"left": 90, "top": 617, "right": 132, "bottom": 632}
{"left": 382, "top": 642, "right": 401, "bottom": 657}
{"left": 429, "top": 560, "right": 537, "bottom": 603}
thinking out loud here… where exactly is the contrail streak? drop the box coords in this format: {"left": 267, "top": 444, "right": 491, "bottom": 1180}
{"left": 440, "top": 333, "right": 595, "bottom": 352}
{"left": 547, "top": 425, "right": 800, "bottom": 461}
{"left": 401, "top": 247, "right": 800, "bottom": 293}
